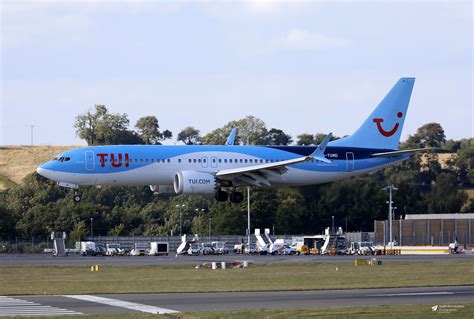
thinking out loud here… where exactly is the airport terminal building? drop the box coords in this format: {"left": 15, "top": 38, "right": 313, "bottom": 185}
{"left": 374, "top": 213, "right": 474, "bottom": 246}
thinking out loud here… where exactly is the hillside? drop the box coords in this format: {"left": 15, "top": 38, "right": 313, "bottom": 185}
{"left": 0, "top": 146, "right": 78, "bottom": 189}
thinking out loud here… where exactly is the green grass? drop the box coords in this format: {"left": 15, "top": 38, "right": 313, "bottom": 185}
{"left": 17, "top": 303, "right": 474, "bottom": 319}
{"left": 0, "top": 260, "right": 473, "bottom": 295}
{"left": 0, "top": 174, "right": 17, "bottom": 190}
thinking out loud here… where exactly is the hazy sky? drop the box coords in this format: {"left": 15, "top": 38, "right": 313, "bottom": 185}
{"left": 1, "top": 0, "right": 472, "bottom": 146}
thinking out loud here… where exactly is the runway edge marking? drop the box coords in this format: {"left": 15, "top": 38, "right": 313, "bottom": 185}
{"left": 62, "top": 295, "right": 180, "bottom": 314}
{"left": 367, "top": 292, "right": 454, "bottom": 297}
{"left": 0, "top": 296, "right": 82, "bottom": 317}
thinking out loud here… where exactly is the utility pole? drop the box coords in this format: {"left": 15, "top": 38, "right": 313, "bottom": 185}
{"left": 90, "top": 217, "right": 93, "bottom": 238}
{"left": 29, "top": 125, "right": 35, "bottom": 146}
{"left": 383, "top": 185, "right": 398, "bottom": 249}
{"left": 176, "top": 204, "right": 186, "bottom": 236}
{"left": 208, "top": 216, "right": 212, "bottom": 242}
{"left": 247, "top": 187, "right": 251, "bottom": 246}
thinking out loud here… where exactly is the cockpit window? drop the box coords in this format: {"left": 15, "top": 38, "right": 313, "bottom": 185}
{"left": 55, "top": 156, "right": 71, "bottom": 162}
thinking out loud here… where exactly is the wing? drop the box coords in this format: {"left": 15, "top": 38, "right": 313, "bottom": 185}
{"left": 371, "top": 147, "right": 435, "bottom": 158}
{"left": 216, "top": 133, "right": 332, "bottom": 187}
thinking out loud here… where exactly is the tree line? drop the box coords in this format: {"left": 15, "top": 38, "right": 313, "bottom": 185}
{"left": 0, "top": 105, "right": 472, "bottom": 241}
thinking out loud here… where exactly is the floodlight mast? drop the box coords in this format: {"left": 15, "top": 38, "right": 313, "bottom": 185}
{"left": 383, "top": 185, "right": 398, "bottom": 249}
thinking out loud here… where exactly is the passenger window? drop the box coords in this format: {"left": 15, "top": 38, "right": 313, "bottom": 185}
{"left": 178, "top": 159, "right": 181, "bottom": 163}
{"left": 188, "top": 159, "right": 192, "bottom": 163}
{"left": 218, "top": 159, "right": 222, "bottom": 163}
{"left": 260, "top": 159, "right": 263, "bottom": 163}
{"left": 167, "top": 159, "right": 170, "bottom": 163}
{"left": 198, "top": 159, "right": 201, "bottom": 163}
{"left": 240, "top": 159, "right": 243, "bottom": 163}
{"left": 193, "top": 159, "right": 197, "bottom": 163}
{"left": 203, "top": 159, "right": 206, "bottom": 163}
{"left": 229, "top": 159, "right": 232, "bottom": 163}
{"left": 224, "top": 159, "right": 227, "bottom": 163}
{"left": 244, "top": 159, "right": 248, "bottom": 163}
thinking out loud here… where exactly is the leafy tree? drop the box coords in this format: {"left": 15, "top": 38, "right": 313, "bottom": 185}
{"left": 403, "top": 123, "right": 446, "bottom": 148}
{"left": 297, "top": 133, "right": 340, "bottom": 145}
{"left": 70, "top": 221, "right": 87, "bottom": 242}
{"left": 177, "top": 127, "right": 202, "bottom": 145}
{"left": 296, "top": 133, "right": 315, "bottom": 145}
{"left": 265, "top": 128, "right": 293, "bottom": 145}
{"left": 425, "top": 172, "right": 468, "bottom": 213}
{"left": 74, "top": 105, "right": 141, "bottom": 145}
{"left": 202, "top": 116, "right": 268, "bottom": 145}
{"left": 135, "top": 116, "right": 172, "bottom": 145}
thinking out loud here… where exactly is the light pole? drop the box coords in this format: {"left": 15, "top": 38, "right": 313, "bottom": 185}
{"left": 247, "top": 187, "right": 251, "bottom": 246}
{"left": 383, "top": 184, "right": 398, "bottom": 249}
{"left": 176, "top": 204, "right": 186, "bottom": 236}
{"left": 399, "top": 215, "right": 402, "bottom": 246}
{"left": 90, "top": 217, "right": 93, "bottom": 238}
{"left": 195, "top": 208, "right": 205, "bottom": 237}
{"left": 208, "top": 216, "right": 212, "bottom": 242}
{"left": 331, "top": 215, "right": 335, "bottom": 234}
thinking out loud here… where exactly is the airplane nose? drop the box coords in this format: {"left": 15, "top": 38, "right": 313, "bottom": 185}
{"left": 36, "top": 166, "right": 46, "bottom": 177}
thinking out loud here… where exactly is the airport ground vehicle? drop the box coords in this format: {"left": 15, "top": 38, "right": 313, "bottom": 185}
{"left": 187, "top": 243, "right": 201, "bottom": 255}
{"left": 244, "top": 243, "right": 260, "bottom": 255}
{"left": 106, "top": 243, "right": 125, "bottom": 256}
{"left": 130, "top": 243, "right": 148, "bottom": 256}
{"left": 149, "top": 242, "right": 169, "bottom": 256}
{"left": 201, "top": 243, "right": 215, "bottom": 255}
{"left": 211, "top": 242, "right": 229, "bottom": 254}
{"left": 80, "top": 241, "right": 97, "bottom": 256}
{"left": 348, "top": 242, "right": 375, "bottom": 255}
{"left": 281, "top": 245, "right": 297, "bottom": 255}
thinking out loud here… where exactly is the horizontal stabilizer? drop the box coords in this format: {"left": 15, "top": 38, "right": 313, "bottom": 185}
{"left": 371, "top": 147, "right": 435, "bottom": 158}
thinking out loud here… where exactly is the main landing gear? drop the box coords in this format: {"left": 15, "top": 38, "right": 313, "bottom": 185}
{"left": 215, "top": 189, "right": 244, "bottom": 204}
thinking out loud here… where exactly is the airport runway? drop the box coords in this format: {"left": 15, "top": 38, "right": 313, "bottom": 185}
{"left": 1, "top": 285, "right": 472, "bottom": 316}
{"left": 1, "top": 253, "right": 473, "bottom": 266}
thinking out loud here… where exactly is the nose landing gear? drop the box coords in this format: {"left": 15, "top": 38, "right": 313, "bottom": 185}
{"left": 73, "top": 191, "right": 82, "bottom": 203}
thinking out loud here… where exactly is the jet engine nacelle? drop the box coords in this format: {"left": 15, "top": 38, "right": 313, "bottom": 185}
{"left": 174, "top": 171, "right": 216, "bottom": 194}
{"left": 149, "top": 185, "right": 174, "bottom": 194}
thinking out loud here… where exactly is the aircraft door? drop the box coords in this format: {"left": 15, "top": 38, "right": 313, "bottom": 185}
{"left": 201, "top": 156, "right": 209, "bottom": 168}
{"left": 346, "top": 152, "right": 354, "bottom": 172}
{"left": 85, "top": 151, "right": 95, "bottom": 170}
{"left": 210, "top": 156, "right": 218, "bottom": 168}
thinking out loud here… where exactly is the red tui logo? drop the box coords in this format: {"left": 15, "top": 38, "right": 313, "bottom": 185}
{"left": 373, "top": 112, "right": 403, "bottom": 137}
{"left": 96, "top": 153, "right": 129, "bottom": 168}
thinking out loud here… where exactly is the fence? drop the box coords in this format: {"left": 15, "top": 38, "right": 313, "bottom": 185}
{"left": 374, "top": 218, "right": 473, "bottom": 246}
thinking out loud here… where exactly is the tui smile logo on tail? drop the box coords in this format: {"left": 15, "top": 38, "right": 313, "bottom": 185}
{"left": 373, "top": 112, "right": 403, "bottom": 137}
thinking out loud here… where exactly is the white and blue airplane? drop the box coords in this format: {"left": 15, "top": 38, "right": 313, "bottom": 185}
{"left": 37, "top": 77, "right": 425, "bottom": 203}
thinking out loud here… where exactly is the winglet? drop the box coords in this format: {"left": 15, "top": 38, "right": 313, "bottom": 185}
{"left": 309, "top": 133, "right": 332, "bottom": 163}
{"left": 225, "top": 128, "right": 238, "bottom": 146}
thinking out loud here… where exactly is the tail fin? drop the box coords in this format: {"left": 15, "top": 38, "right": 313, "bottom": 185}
{"left": 330, "top": 77, "right": 415, "bottom": 150}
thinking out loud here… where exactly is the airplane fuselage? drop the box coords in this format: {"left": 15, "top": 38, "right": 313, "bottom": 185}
{"left": 37, "top": 144, "right": 409, "bottom": 188}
